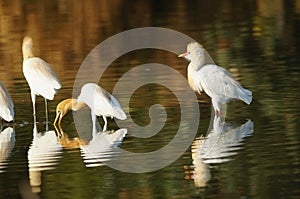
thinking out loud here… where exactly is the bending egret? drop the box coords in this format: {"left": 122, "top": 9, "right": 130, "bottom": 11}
{"left": 22, "top": 36, "right": 61, "bottom": 122}
{"left": 0, "top": 81, "right": 14, "bottom": 122}
{"left": 54, "top": 83, "right": 126, "bottom": 132}
{"left": 179, "top": 42, "right": 252, "bottom": 116}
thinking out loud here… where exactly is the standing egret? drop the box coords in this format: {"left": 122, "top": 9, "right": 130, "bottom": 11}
{"left": 0, "top": 81, "right": 14, "bottom": 122}
{"left": 179, "top": 42, "right": 252, "bottom": 117}
{"left": 22, "top": 36, "right": 61, "bottom": 122}
{"left": 54, "top": 83, "right": 126, "bottom": 132}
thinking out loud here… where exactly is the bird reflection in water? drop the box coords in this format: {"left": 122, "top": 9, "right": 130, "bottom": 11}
{"left": 0, "top": 127, "right": 15, "bottom": 173}
{"left": 27, "top": 122, "right": 62, "bottom": 193}
{"left": 186, "top": 116, "right": 253, "bottom": 187}
{"left": 54, "top": 123, "right": 127, "bottom": 167}
{"left": 54, "top": 124, "right": 87, "bottom": 149}
{"left": 80, "top": 128, "right": 127, "bottom": 167}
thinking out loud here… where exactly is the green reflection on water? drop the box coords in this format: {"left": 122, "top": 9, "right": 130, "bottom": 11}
{"left": 0, "top": 0, "right": 299, "bottom": 198}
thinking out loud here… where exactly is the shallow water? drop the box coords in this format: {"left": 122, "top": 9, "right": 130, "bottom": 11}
{"left": 0, "top": 0, "right": 299, "bottom": 198}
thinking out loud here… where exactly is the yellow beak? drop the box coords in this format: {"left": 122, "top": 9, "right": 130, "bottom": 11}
{"left": 178, "top": 52, "right": 189, "bottom": 58}
{"left": 53, "top": 112, "right": 61, "bottom": 126}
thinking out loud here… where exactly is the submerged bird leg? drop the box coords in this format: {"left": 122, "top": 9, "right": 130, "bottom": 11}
{"left": 45, "top": 98, "right": 48, "bottom": 121}
{"left": 31, "top": 92, "right": 36, "bottom": 123}
{"left": 45, "top": 98, "right": 49, "bottom": 130}
{"left": 215, "top": 110, "right": 221, "bottom": 117}
{"left": 0, "top": 119, "right": 3, "bottom": 131}
{"left": 102, "top": 116, "right": 107, "bottom": 132}
{"left": 91, "top": 111, "right": 97, "bottom": 137}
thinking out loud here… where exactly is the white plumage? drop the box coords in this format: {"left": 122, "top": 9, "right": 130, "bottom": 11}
{"left": 77, "top": 83, "right": 126, "bottom": 132}
{"left": 179, "top": 42, "right": 252, "bottom": 116}
{"left": 23, "top": 58, "right": 61, "bottom": 100}
{"left": 0, "top": 81, "right": 14, "bottom": 122}
{"left": 22, "top": 36, "right": 61, "bottom": 119}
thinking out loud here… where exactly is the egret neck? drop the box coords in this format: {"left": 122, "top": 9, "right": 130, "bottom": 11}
{"left": 22, "top": 36, "right": 35, "bottom": 60}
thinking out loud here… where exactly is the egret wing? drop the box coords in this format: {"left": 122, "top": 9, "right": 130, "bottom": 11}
{"left": 78, "top": 83, "right": 126, "bottom": 120}
{"left": 23, "top": 58, "right": 61, "bottom": 100}
{"left": 197, "top": 64, "right": 252, "bottom": 104}
{"left": 93, "top": 86, "right": 126, "bottom": 119}
{"left": 0, "top": 82, "right": 14, "bottom": 121}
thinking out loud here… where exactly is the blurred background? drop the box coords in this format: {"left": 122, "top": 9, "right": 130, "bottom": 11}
{"left": 0, "top": 0, "right": 299, "bottom": 198}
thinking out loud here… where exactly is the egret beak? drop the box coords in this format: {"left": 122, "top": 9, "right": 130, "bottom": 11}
{"left": 178, "top": 52, "right": 189, "bottom": 57}
{"left": 53, "top": 123, "right": 60, "bottom": 137}
{"left": 53, "top": 112, "right": 61, "bottom": 126}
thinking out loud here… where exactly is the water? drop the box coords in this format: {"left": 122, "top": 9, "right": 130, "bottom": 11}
{"left": 0, "top": 0, "right": 300, "bottom": 198}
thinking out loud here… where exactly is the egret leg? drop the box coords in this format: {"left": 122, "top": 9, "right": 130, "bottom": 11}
{"left": 102, "top": 116, "right": 107, "bottom": 132}
{"left": 31, "top": 93, "right": 36, "bottom": 123}
{"left": 91, "top": 111, "right": 97, "bottom": 137}
{"left": 212, "top": 99, "right": 221, "bottom": 118}
{"left": 0, "top": 119, "right": 3, "bottom": 131}
{"left": 33, "top": 120, "right": 38, "bottom": 137}
{"left": 44, "top": 98, "right": 48, "bottom": 131}
{"left": 216, "top": 110, "right": 221, "bottom": 117}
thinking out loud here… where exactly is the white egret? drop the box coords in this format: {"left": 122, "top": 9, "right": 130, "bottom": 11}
{"left": 0, "top": 81, "right": 14, "bottom": 122}
{"left": 179, "top": 42, "right": 252, "bottom": 116}
{"left": 54, "top": 83, "right": 127, "bottom": 132}
{"left": 22, "top": 36, "right": 61, "bottom": 122}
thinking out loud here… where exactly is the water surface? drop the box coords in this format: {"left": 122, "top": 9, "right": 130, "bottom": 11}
{"left": 0, "top": 0, "right": 299, "bottom": 198}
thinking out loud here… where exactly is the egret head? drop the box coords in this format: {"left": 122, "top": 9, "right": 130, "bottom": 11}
{"left": 23, "top": 36, "right": 33, "bottom": 44}
{"left": 178, "top": 42, "right": 208, "bottom": 69}
{"left": 54, "top": 98, "right": 86, "bottom": 126}
{"left": 22, "top": 36, "right": 35, "bottom": 60}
